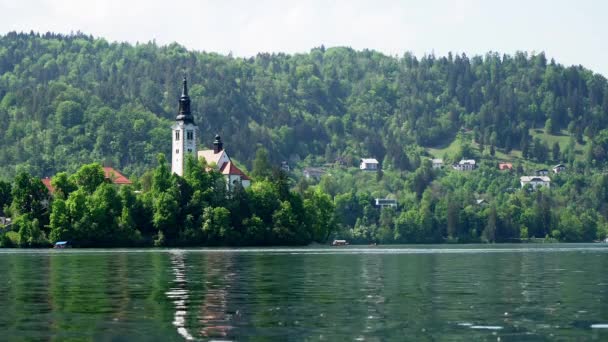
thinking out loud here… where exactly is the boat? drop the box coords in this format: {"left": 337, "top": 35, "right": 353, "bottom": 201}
{"left": 54, "top": 241, "right": 71, "bottom": 248}
{"left": 332, "top": 239, "right": 349, "bottom": 246}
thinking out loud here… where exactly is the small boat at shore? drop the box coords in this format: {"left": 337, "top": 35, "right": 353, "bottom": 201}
{"left": 54, "top": 241, "right": 71, "bottom": 248}
{"left": 332, "top": 239, "right": 349, "bottom": 246}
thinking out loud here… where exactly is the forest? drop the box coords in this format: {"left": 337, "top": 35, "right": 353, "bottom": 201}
{"left": 1, "top": 31, "right": 608, "bottom": 246}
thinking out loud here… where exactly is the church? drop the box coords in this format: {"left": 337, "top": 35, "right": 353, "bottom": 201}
{"left": 171, "top": 77, "right": 250, "bottom": 189}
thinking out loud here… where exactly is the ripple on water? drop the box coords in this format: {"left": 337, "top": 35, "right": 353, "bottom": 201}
{"left": 470, "top": 325, "right": 504, "bottom": 330}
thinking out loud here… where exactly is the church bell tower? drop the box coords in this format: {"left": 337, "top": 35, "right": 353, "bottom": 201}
{"left": 171, "top": 77, "right": 198, "bottom": 176}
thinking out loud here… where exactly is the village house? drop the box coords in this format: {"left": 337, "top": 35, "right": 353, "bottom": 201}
{"left": 453, "top": 159, "right": 476, "bottom": 171}
{"left": 375, "top": 198, "right": 398, "bottom": 208}
{"left": 360, "top": 158, "right": 379, "bottom": 171}
{"left": 498, "top": 162, "right": 513, "bottom": 171}
{"left": 431, "top": 158, "right": 444, "bottom": 169}
{"left": 520, "top": 176, "right": 551, "bottom": 189}
{"left": 535, "top": 169, "right": 549, "bottom": 176}
{"left": 41, "top": 166, "right": 132, "bottom": 195}
{"left": 280, "top": 161, "right": 290, "bottom": 172}
{"left": 303, "top": 167, "right": 326, "bottom": 179}
{"left": 553, "top": 164, "right": 566, "bottom": 174}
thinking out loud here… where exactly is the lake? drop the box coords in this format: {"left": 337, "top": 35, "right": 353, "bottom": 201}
{"left": 1, "top": 244, "right": 608, "bottom": 341}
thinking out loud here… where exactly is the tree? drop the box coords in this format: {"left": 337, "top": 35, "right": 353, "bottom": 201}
{"left": 51, "top": 172, "right": 76, "bottom": 200}
{"left": 552, "top": 142, "right": 561, "bottom": 162}
{"left": 71, "top": 163, "right": 105, "bottom": 194}
{"left": 0, "top": 180, "right": 11, "bottom": 216}
{"left": 252, "top": 148, "right": 272, "bottom": 180}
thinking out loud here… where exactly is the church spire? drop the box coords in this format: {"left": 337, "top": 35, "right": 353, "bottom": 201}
{"left": 176, "top": 76, "right": 194, "bottom": 124}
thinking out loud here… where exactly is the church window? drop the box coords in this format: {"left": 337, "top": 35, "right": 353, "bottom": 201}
{"left": 186, "top": 131, "right": 193, "bottom": 140}
{"left": 176, "top": 149, "right": 179, "bottom": 154}
{"left": 175, "top": 131, "right": 180, "bottom": 141}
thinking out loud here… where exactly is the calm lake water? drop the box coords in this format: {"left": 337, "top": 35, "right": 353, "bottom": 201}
{"left": 1, "top": 244, "right": 608, "bottom": 341}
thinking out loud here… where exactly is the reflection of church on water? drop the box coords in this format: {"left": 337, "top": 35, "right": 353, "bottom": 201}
{"left": 166, "top": 251, "right": 239, "bottom": 340}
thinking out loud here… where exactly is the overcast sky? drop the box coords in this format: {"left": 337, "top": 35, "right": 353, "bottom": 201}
{"left": 0, "top": 0, "right": 606, "bottom": 76}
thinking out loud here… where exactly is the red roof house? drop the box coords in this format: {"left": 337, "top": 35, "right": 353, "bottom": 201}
{"left": 103, "top": 167, "right": 132, "bottom": 185}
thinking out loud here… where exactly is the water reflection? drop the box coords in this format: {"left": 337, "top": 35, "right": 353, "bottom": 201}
{"left": 0, "top": 245, "right": 607, "bottom": 340}
{"left": 198, "top": 253, "right": 235, "bottom": 338}
{"left": 167, "top": 250, "right": 193, "bottom": 340}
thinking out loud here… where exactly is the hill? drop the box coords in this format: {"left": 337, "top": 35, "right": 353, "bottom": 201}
{"left": 1, "top": 31, "right": 608, "bottom": 179}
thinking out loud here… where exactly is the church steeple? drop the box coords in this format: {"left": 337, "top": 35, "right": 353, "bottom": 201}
{"left": 172, "top": 77, "right": 198, "bottom": 176}
{"left": 176, "top": 76, "right": 194, "bottom": 124}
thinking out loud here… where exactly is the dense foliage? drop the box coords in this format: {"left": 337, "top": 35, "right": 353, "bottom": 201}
{"left": 0, "top": 158, "right": 334, "bottom": 247}
{"left": 1, "top": 32, "right": 608, "bottom": 177}
{"left": 2, "top": 31, "right": 608, "bottom": 246}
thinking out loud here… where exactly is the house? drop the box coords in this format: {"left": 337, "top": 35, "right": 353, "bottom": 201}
{"left": 303, "top": 167, "right": 326, "bottom": 179}
{"left": 498, "top": 163, "right": 513, "bottom": 171}
{"left": 553, "top": 164, "right": 566, "bottom": 174}
{"left": 453, "top": 159, "right": 476, "bottom": 171}
{"left": 520, "top": 176, "right": 551, "bottom": 189}
{"left": 431, "top": 159, "right": 444, "bottom": 169}
{"left": 198, "top": 135, "right": 251, "bottom": 190}
{"left": 535, "top": 169, "right": 549, "bottom": 176}
{"left": 375, "top": 198, "right": 398, "bottom": 208}
{"left": 103, "top": 167, "right": 132, "bottom": 185}
{"left": 280, "top": 161, "right": 290, "bottom": 172}
{"left": 41, "top": 167, "right": 132, "bottom": 195}
{"left": 360, "top": 158, "right": 379, "bottom": 171}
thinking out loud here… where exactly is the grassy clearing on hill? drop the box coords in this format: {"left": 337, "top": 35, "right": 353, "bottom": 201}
{"left": 426, "top": 129, "right": 586, "bottom": 168}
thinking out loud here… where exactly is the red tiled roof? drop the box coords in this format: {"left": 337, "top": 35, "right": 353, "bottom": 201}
{"left": 219, "top": 162, "right": 250, "bottom": 180}
{"left": 498, "top": 163, "right": 513, "bottom": 170}
{"left": 103, "top": 167, "right": 132, "bottom": 185}
{"left": 41, "top": 177, "right": 54, "bottom": 194}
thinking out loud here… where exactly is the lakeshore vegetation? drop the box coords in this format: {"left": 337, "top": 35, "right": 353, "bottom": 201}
{"left": 1, "top": 31, "right": 608, "bottom": 246}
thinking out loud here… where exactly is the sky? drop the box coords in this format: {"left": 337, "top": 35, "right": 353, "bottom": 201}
{"left": 0, "top": 0, "right": 607, "bottom": 76}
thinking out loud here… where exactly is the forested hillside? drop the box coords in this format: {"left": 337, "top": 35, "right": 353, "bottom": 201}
{"left": 1, "top": 31, "right": 608, "bottom": 179}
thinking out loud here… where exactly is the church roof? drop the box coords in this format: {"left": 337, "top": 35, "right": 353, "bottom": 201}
{"left": 175, "top": 77, "right": 195, "bottom": 125}
{"left": 103, "top": 167, "right": 132, "bottom": 185}
{"left": 198, "top": 149, "right": 227, "bottom": 166}
{"left": 219, "top": 161, "right": 250, "bottom": 180}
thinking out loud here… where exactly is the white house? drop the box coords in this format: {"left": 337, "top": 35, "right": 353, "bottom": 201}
{"left": 375, "top": 198, "right": 397, "bottom": 208}
{"left": 303, "top": 167, "right": 326, "bottom": 179}
{"left": 520, "top": 176, "right": 551, "bottom": 189}
{"left": 535, "top": 169, "right": 549, "bottom": 176}
{"left": 360, "top": 158, "right": 379, "bottom": 171}
{"left": 198, "top": 135, "right": 251, "bottom": 190}
{"left": 553, "top": 164, "right": 566, "bottom": 174}
{"left": 453, "top": 159, "right": 476, "bottom": 171}
{"left": 431, "top": 158, "right": 444, "bottom": 169}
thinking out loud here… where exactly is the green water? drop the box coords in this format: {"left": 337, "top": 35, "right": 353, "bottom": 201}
{"left": 1, "top": 244, "right": 608, "bottom": 341}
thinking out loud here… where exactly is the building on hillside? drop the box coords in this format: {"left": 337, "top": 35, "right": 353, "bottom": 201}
{"left": 360, "top": 158, "right": 379, "bottom": 171}
{"left": 498, "top": 162, "right": 513, "bottom": 171}
{"left": 280, "top": 161, "right": 290, "bottom": 172}
{"left": 553, "top": 164, "right": 566, "bottom": 173}
{"left": 198, "top": 135, "right": 251, "bottom": 190}
{"left": 303, "top": 167, "right": 326, "bottom": 179}
{"left": 431, "top": 158, "right": 444, "bottom": 169}
{"left": 453, "top": 159, "right": 476, "bottom": 171}
{"left": 535, "top": 169, "right": 549, "bottom": 176}
{"left": 171, "top": 77, "right": 198, "bottom": 176}
{"left": 375, "top": 198, "right": 397, "bottom": 208}
{"left": 520, "top": 176, "right": 551, "bottom": 189}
